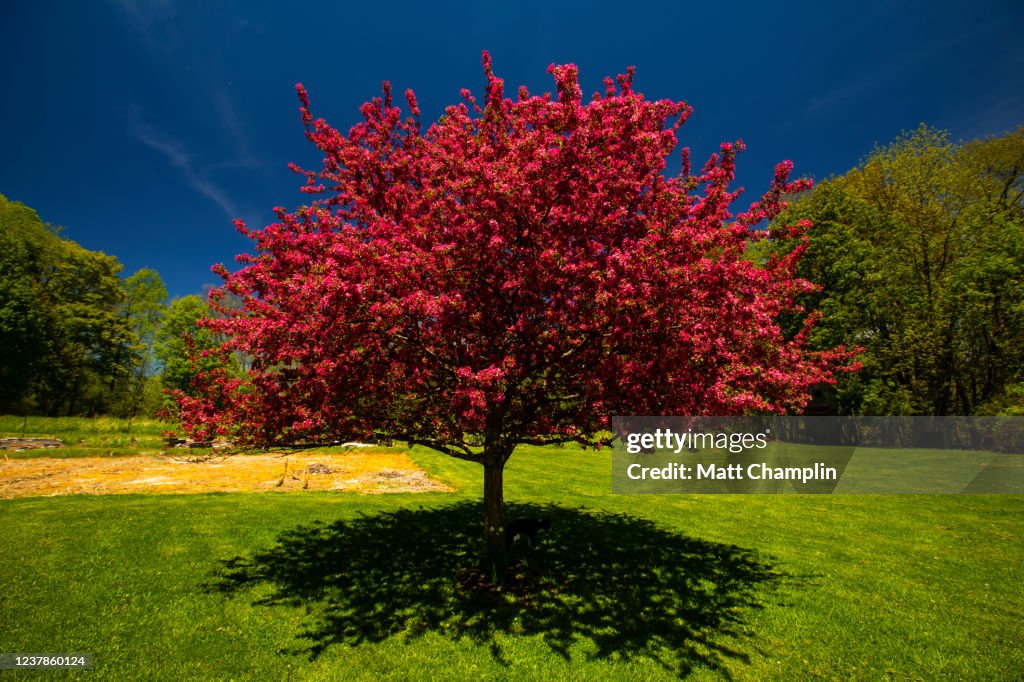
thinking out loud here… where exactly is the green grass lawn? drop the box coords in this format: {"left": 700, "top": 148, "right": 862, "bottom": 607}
{"left": 0, "top": 415, "right": 170, "bottom": 457}
{"left": 0, "top": 430, "right": 1022, "bottom": 680}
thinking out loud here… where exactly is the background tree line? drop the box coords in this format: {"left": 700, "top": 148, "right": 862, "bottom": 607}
{"left": 2, "top": 124, "right": 1022, "bottom": 419}
{"left": 763, "top": 125, "right": 1024, "bottom": 416}
{"left": 0, "top": 193, "right": 224, "bottom": 417}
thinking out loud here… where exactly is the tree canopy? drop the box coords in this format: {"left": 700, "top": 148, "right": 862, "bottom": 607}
{"left": 155, "top": 294, "right": 237, "bottom": 415}
{"left": 178, "top": 54, "right": 852, "bottom": 579}
{"left": 0, "top": 194, "right": 167, "bottom": 416}
{"left": 765, "top": 125, "right": 1024, "bottom": 415}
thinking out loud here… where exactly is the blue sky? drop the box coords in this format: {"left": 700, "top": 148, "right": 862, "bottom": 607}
{"left": 1, "top": 0, "right": 1022, "bottom": 298}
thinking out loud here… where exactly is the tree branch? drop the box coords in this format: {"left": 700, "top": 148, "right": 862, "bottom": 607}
{"left": 403, "top": 436, "right": 482, "bottom": 463}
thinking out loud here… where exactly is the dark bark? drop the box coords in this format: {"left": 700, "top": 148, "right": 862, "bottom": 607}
{"left": 482, "top": 454, "right": 508, "bottom": 583}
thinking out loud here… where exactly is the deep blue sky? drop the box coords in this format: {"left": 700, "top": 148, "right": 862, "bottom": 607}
{"left": 1, "top": 0, "right": 1022, "bottom": 299}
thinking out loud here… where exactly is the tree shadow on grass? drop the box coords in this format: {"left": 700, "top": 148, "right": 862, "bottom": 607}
{"left": 209, "top": 502, "right": 780, "bottom": 677}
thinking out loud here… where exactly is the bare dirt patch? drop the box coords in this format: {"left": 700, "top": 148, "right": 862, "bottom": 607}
{"left": 0, "top": 451, "right": 451, "bottom": 499}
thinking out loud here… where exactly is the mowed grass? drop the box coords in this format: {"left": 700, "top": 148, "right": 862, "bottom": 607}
{"left": 0, "top": 415, "right": 170, "bottom": 457}
{"left": 0, "top": 435, "right": 1022, "bottom": 680}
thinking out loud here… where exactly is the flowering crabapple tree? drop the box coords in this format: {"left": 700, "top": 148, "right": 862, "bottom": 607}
{"left": 179, "top": 52, "right": 852, "bottom": 581}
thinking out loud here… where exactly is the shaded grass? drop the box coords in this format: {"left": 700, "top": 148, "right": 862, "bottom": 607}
{"left": 210, "top": 501, "right": 778, "bottom": 677}
{"left": 0, "top": 441, "right": 1022, "bottom": 679}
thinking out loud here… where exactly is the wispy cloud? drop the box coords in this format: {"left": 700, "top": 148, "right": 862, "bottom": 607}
{"left": 805, "top": 79, "right": 877, "bottom": 119}
{"left": 128, "top": 109, "right": 240, "bottom": 219}
{"left": 959, "top": 93, "right": 1024, "bottom": 140}
{"left": 111, "top": 0, "right": 268, "bottom": 219}
{"left": 109, "top": 0, "right": 181, "bottom": 53}
{"left": 212, "top": 89, "right": 271, "bottom": 182}
{"left": 802, "top": 20, "right": 1001, "bottom": 120}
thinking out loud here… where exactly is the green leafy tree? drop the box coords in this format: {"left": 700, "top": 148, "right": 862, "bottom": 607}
{"left": 154, "top": 295, "right": 230, "bottom": 412}
{"left": 0, "top": 194, "right": 141, "bottom": 415}
{"left": 116, "top": 268, "right": 168, "bottom": 417}
{"left": 0, "top": 195, "right": 54, "bottom": 411}
{"left": 38, "top": 232, "right": 136, "bottom": 415}
{"left": 765, "top": 125, "right": 1024, "bottom": 415}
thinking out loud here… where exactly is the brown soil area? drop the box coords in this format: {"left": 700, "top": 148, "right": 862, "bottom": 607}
{"left": 0, "top": 450, "right": 451, "bottom": 499}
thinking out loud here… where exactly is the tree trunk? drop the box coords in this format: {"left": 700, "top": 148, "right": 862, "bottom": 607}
{"left": 482, "top": 455, "right": 508, "bottom": 584}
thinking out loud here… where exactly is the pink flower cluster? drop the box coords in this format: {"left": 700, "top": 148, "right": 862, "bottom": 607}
{"left": 178, "top": 52, "right": 855, "bottom": 456}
